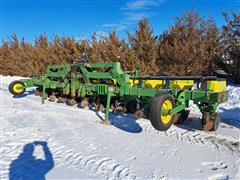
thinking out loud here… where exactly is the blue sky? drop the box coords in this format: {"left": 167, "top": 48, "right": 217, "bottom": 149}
{"left": 0, "top": 0, "right": 238, "bottom": 42}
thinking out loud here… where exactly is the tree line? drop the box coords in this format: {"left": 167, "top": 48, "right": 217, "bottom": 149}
{"left": 0, "top": 9, "right": 239, "bottom": 83}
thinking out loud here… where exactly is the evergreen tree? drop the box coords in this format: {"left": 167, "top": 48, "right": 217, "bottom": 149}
{"left": 78, "top": 38, "right": 91, "bottom": 60}
{"left": 90, "top": 33, "right": 103, "bottom": 62}
{"left": 122, "top": 43, "right": 137, "bottom": 71}
{"left": 158, "top": 9, "right": 221, "bottom": 75}
{"left": 101, "top": 30, "right": 123, "bottom": 62}
{"left": 218, "top": 11, "right": 240, "bottom": 83}
{"left": 0, "top": 40, "right": 11, "bottom": 75}
{"left": 128, "top": 18, "right": 158, "bottom": 75}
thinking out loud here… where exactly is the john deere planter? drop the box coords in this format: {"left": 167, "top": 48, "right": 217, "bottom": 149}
{"left": 9, "top": 58, "right": 227, "bottom": 131}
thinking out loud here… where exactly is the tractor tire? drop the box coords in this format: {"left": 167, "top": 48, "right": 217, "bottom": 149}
{"left": 202, "top": 112, "right": 220, "bottom": 131}
{"left": 149, "top": 94, "right": 175, "bottom": 131}
{"left": 9, "top": 81, "right": 26, "bottom": 95}
{"left": 173, "top": 110, "right": 190, "bottom": 124}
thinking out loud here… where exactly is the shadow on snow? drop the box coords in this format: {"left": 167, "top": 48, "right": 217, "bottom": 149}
{"left": 174, "top": 117, "right": 203, "bottom": 131}
{"left": 175, "top": 107, "right": 240, "bottom": 131}
{"left": 9, "top": 141, "right": 54, "bottom": 180}
{"left": 87, "top": 104, "right": 142, "bottom": 133}
{"left": 13, "top": 90, "right": 35, "bottom": 98}
{"left": 109, "top": 113, "right": 143, "bottom": 133}
{"left": 219, "top": 107, "right": 240, "bottom": 129}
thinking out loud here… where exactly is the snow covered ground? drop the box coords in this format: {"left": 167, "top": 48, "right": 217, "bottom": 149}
{"left": 0, "top": 75, "right": 239, "bottom": 180}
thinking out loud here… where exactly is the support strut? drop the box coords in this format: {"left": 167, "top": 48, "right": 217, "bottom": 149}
{"left": 104, "top": 90, "right": 112, "bottom": 125}
{"left": 42, "top": 85, "right": 46, "bottom": 104}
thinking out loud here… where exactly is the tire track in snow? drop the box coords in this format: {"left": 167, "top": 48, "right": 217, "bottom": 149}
{"left": 1, "top": 93, "right": 136, "bottom": 180}
{"left": 46, "top": 137, "right": 136, "bottom": 179}
{"left": 1, "top": 126, "right": 136, "bottom": 180}
{"left": 44, "top": 113, "right": 136, "bottom": 179}
{"left": 139, "top": 120, "right": 240, "bottom": 155}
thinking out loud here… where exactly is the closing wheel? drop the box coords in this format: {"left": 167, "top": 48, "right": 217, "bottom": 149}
{"left": 149, "top": 94, "right": 175, "bottom": 131}
{"left": 9, "top": 81, "right": 26, "bottom": 95}
{"left": 202, "top": 112, "right": 220, "bottom": 131}
{"left": 212, "top": 113, "right": 220, "bottom": 131}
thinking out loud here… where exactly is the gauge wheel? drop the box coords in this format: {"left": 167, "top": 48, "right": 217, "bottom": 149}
{"left": 9, "top": 81, "right": 26, "bottom": 95}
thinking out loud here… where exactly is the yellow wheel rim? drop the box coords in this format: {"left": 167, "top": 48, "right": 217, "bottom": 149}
{"left": 161, "top": 100, "right": 173, "bottom": 124}
{"left": 12, "top": 83, "right": 24, "bottom": 93}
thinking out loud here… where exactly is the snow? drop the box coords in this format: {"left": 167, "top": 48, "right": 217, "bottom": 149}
{"left": 0, "top": 75, "right": 239, "bottom": 179}
{"left": 218, "top": 85, "right": 240, "bottom": 128}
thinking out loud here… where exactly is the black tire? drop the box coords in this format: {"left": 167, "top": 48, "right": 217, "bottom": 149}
{"left": 149, "top": 94, "right": 175, "bottom": 131}
{"left": 173, "top": 110, "right": 190, "bottom": 124}
{"left": 202, "top": 112, "right": 220, "bottom": 131}
{"left": 201, "top": 112, "right": 208, "bottom": 126}
{"left": 8, "top": 81, "right": 26, "bottom": 95}
{"left": 211, "top": 113, "right": 220, "bottom": 131}
{"left": 144, "top": 106, "right": 150, "bottom": 118}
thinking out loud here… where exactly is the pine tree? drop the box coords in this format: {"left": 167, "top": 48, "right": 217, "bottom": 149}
{"left": 128, "top": 18, "right": 158, "bottom": 75}
{"left": 0, "top": 40, "right": 11, "bottom": 75}
{"left": 218, "top": 11, "right": 240, "bottom": 83}
{"left": 9, "top": 35, "right": 27, "bottom": 75}
{"left": 90, "top": 33, "right": 103, "bottom": 62}
{"left": 49, "top": 35, "right": 62, "bottom": 64}
{"left": 78, "top": 38, "right": 91, "bottom": 60}
{"left": 102, "top": 31, "right": 121, "bottom": 61}
{"left": 158, "top": 9, "right": 221, "bottom": 76}
{"left": 19, "top": 37, "right": 35, "bottom": 76}
{"left": 122, "top": 43, "right": 138, "bottom": 71}
{"left": 60, "top": 36, "right": 79, "bottom": 64}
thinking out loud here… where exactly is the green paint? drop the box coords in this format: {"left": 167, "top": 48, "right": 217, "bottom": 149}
{"left": 14, "top": 61, "right": 227, "bottom": 119}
